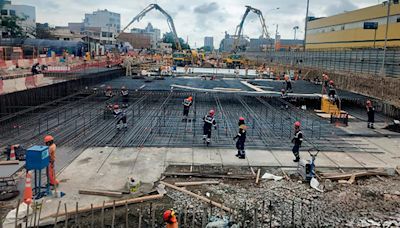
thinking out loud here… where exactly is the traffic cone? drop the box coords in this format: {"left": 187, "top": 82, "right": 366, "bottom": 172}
{"left": 9, "top": 145, "right": 16, "bottom": 160}
{"left": 23, "top": 171, "right": 33, "bottom": 205}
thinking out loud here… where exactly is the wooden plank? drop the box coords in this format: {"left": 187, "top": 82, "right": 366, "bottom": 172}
{"left": 321, "top": 170, "right": 388, "bottom": 180}
{"left": 174, "top": 181, "right": 220, "bottom": 187}
{"left": 396, "top": 166, "right": 400, "bottom": 175}
{"left": 41, "top": 194, "right": 163, "bottom": 220}
{"left": 163, "top": 172, "right": 254, "bottom": 180}
{"left": 255, "top": 169, "right": 261, "bottom": 184}
{"left": 78, "top": 189, "right": 123, "bottom": 198}
{"left": 0, "top": 160, "right": 19, "bottom": 165}
{"left": 160, "top": 181, "right": 234, "bottom": 213}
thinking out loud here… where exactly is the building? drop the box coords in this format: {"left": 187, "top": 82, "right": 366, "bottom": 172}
{"left": 219, "top": 32, "right": 249, "bottom": 52}
{"left": 83, "top": 9, "right": 120, "bottom": 44}
{"left": 130, "top": 23, "right": 161, "bottom": 49}
{"left": 0, "top": 0, "right": 36, "bottom": 37}
{"left": 52, "top": 26, "right": 84, "bottom": 41}
{"left": 157, "top": 42, "right": 173, "bottom": 54}
{"left": 204, "top": 36, "right": 214, "bottom": 50}
{"left": 306, "top": 2, "right": 400, "bottom": 50}
{"left": 118, "top": 33, "right": 151, "bottom": 49}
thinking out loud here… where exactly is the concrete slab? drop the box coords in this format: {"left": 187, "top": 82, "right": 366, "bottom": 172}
{"left": 131, "top": 147, "right": 166, "bottom": 183}
{"left": 246, "top": 150, "right": 280, "bottom": 166}
{"left": 219, "top": 149, "right": 249, "bottom": 166}
{"left": 347, "top": 152, "right": 390, "bottom": 168}
{"left": 321, "top": 152, "right": 363, "bottom": 168}
{"left": 306, "top": 152, "right": 337, "bottom": 168}
{"left": 271, "top": 151, "right": 296, "bottom": 167}
{"left": 193, "top": 147, "right": 222, "bottom": 165}
{"left": 165, "top": 147, "right": 193, "bottom": 165}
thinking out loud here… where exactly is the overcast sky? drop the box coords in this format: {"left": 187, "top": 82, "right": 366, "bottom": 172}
{"left": 14, "top": 0, "right": 381, "bottom": 48}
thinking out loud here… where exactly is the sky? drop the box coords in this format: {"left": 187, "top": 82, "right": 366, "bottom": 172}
{"left": 13, "top": 0, "right": 382, "bottom": 48}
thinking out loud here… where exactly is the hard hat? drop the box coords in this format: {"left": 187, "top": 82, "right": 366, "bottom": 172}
{"left": 239, "top": 117, "right": 245, "bottom": 121}
{"left": 281, "top": 88, "right": 285, "bottom": 92}
{"left": 323, "top": 74, "right": 329, "bottom": 80}
{"left": 294, "top": 121, "right": 301, "bottom": 127}
{"left": 284, "top": 75, "right": 289, "bottom": 80}
{"left": 366, "top": 100, "right": 372, "bottom": 105}
{"left": 44, "top": 135, "right": 54, "bottom": 143}
{"left": 163, "top": 209, "right": 177, "bottom": 223}
{"left": 209, "top": 109, "right": 215, "bottom": 115}
{"left": 121, "top": 86, "right": 126, "bottom": 90}
{"left": 113, "top": 104, "right": 119, "bottom": 109}
{"left": 188, "top": 96, "right": 193, "bottom": 101}
{"left": 329, "top": 80, "right": 334, "bottom": 85}
{"left": 106, "top": 86, "right": 112, "bottom": 90}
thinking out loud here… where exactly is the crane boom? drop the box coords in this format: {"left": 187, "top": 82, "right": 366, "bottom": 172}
{"left": 117, "top": 4, "right": 181, "bottom": 50}
{"left": 233, "top": 5, "right": 269, "bottom": 52}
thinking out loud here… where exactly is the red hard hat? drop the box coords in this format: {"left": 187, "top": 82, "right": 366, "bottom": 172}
{"left": 239, "top": 117, "right": 245, "bottom": 121}
{"left": 44, "top": 135, "right": 54, "bottom": 143}
{"left": 294, "top": 121, "right": 301, "bottom": 127}
{"left": 329, "top": 80, "right": 334, "bottom": 85}
{"left": 188, "top": 96, "right": 193, "bottom": 101}
{"left": 209, "top": 109, "right": 215, "bottom": 115}
{"left": 113, "top": 104, "right": 119, "bottom": 109}
{"left": 366, "top": 100, "right": 372, "bottom": 105}
{"left": 323, "top": 74, "right": 329, "bottom": 80}
{"left": 163, "top": 209, "right": 177, "bottom": 223}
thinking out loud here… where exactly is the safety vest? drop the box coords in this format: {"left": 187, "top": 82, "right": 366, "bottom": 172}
{"left": 183, "top": 99, "right": 191, "bottom": 107}
{"left": 121, "top": 90, "right": 128, "bottom": 96}
{"left": 204, "top": 115, "right": 214, "bottom": 124}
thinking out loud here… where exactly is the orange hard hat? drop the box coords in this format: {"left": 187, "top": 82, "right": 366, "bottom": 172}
{"left": 163, "top": 209, "right": 177, "bottom": 223}
{"left": 44, "top": 135, "right": 54, "bottom": 143}
{"left": 113, "top": 104, "right": 119, "bottom": 109}
{"left": 294, "top": 121, "right": 301, "bottom": 127}
{"left": 209, "top": 109, "right": 215, "bottom": 115}
{"left": 239, "top": 117, "right": 245, "bottom": 121}
{"left": 188, "top": 96, "right": 193, "bottom": 101}
{"left": 329, "top": 80, "right": 334, "bottom": 85}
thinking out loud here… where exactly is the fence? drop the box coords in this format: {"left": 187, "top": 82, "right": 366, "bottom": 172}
{"left": 246, "top": 49, "right": 400, "bottom": 77}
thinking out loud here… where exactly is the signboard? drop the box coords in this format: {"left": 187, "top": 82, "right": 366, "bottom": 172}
{"left": 363, "top": 22, "right": 378, "bottom": 30}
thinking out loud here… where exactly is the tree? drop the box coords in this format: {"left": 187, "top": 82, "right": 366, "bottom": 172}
{"left": 1, "top": 16, "right": 25, "bottom": 38}
{"left": 35, "top": 23, "right": 55, "bottom": 39}
{"left": 199, "top": 46, "right": 212, "bottom": 52}
{"left": 162, "top": 32, "right": 190, "bottom": 50}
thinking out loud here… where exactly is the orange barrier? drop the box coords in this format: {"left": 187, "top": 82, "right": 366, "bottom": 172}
{"left": 23, "top": 171, "right": 33, "bottom": 205}
{"left": 25, "top": 75, "right": 37, "bottom": 88}
{"left": 0, "top": 79, "right": 3, "bottom": 94}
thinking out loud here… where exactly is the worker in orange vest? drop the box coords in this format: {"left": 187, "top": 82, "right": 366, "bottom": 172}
{"left": 163, "top": 209, "right": 178, "bottom": 228}
{"left": 44, "top": 135, "right": 59, "bottom": 186}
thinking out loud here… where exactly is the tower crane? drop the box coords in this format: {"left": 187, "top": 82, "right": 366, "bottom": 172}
{"left": 117, "top": 4, "right": 181, "bottom": 50}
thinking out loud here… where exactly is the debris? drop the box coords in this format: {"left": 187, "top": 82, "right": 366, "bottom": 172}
{"left": 0, "top": 161, "right": 19, "bottom": 165}
{"left": 320, "top": 169, "right": 389, "bottom": 180}
{"left": 261, "top": 172, "right": 283, "bottom": 181}
{"left": 2, "top": 202, "right": 31, "bottom": 227}
{"left": 78, "top": 189, "right": 123, "bottom": 198}
{"left": 255, "top": 169, "right": 261, "bottom": 184}
{"left": 310, "top": 177, "right": 324, "bottom": 192}
{"left": 160, "top": 181, "right": 234, "bottom": 212}
{"left": 206, "top": 192, "right": 211, "bottom": 197}
{"left": 174, "top": 181, "right": 220, "bottom": 187}
{"left": 396, "top": 166, "right": 400, "bottom": 176}
{"left": 155, "top": 183, "right": 167, "bottom": 195}
{"left": 163, "top": 172, "right": 254, "bottom": 180}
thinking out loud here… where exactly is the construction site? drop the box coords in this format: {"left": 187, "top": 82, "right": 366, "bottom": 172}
{"left": 1, "top": 1, "right": 400, "bottom": 228}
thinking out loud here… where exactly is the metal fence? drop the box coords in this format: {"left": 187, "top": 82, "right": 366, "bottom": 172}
{"left": 246, "top": 49, "right": 400, "bottom": 77}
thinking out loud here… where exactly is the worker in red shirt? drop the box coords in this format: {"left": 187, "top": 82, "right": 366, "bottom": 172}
{"left": 44, "top": 135, "right": 59, "bottom": 186}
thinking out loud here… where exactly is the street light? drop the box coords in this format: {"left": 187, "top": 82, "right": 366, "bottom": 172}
{"left": 293, "top": 26, "right": 299, "bottom": 40}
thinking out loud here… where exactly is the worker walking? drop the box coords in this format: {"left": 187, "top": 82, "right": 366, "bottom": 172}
{"left": 203, "top": 110, "right": 217, "bottom": 146}
{"left": 284, "top": 74, "right": 292, "bottom": 93}
{"left": 121, "top": 86, "right": 129, "bottom": 108}
{"left": 291, "top": 121, "right": 303, "bottom": 162}
{"left": 105, "top": 86, "right": 113, "bottom": 98}
{"left": 366, "top": 100, "right": 375, "bottom": 129}
{"left": 182, "top": 96, "right": 193, "bottom": 122}
{"left": 322, "top": 73, "right": 329, "bottom": 94}
{"left": 113, "top": 104, "right": 127, "bottom": 130}
{"left": 44, "top": 135, "right": 59, "bottom": 186}
{"left": 124, "top": 56, "right": 132, "bottom": 76}
{"left": 233, "top": 117, "right": 247, "bottom": 159}
{"left": 328, "top": 80, "right": 337, "bottom": 104}
{"left": 163, "top": 209, "right": 178, "bottom": 228}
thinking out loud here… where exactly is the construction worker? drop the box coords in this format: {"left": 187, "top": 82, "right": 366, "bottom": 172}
{"left": 280, "top": 88, "right": 287, "bottom": 99}
{"left": 163, "top": 209, "right": 178, "bottom": 228}
{"left": 203, "top": 109, "right": 217, "bottom": 146}
{"left": 105, "top": 86, "right": 113, "bottom": 98}
{"left": 121, "top": 86, "right": 129, "bottom": 108}
{"left": 366, "top": 100, "right": 375, "bottom": 129}
{"left": 44, "top": 135, "right": 59, "bottom": 186}
{"left": 284, "top": 74, "right": 292, "bottom": 93}
{"left": 182, "top": 96, "right": 193, "bottom": 122}
{"left": 233, "top": 117, "right": 247, "bottom": 159}
{"left": 113, "top": 104, "right": 127, "bottom": 130}
{"left": 124, "top": 56, "right": 132, "bottom": 76}
{"left": 291, "top": 121, "right": 303, "bottom": 162}
{"left": 322, "top": 73, "right": 329, "bottom": 94}
{"left": 328, "top": 80, "right": 337, "bottom": 104}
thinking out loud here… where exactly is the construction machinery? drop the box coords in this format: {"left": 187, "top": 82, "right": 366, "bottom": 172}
{"left": 117, "top": 4, "right": 181, "bottom": 50}
{"left": 224, "top": 54, "right": 248, "bottom": 69}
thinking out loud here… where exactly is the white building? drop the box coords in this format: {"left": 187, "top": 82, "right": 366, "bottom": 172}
{"left": 1, "top": 0, "right": 36, "bottom": 36}
{"left": 204, "top": 36, "right": 214, "bottom": 50}
{"left": 84, "top": 9, "right": 120, "bottom": 44}
{"left": 131, "top": 23, "right": 161, "bottom": 49}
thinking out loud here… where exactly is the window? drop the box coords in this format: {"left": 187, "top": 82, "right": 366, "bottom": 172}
{"left": 341, "top": 25, "right": 345, "bottom": 30}
{"left": 397, "top": 17, "right": 400, "bottom": 23}
{"left": 1, "top": 9, "right": 8, "bottom": 16}
{"left": 9, "top": 10, "right": 16, "bottom": 16}
{"left": 102, "top": 32, "right": 107, "bottom": 37}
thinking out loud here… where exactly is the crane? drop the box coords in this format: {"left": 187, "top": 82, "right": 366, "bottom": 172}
{"left": 117, "top": 4, "right": 181, "bottom": 50}
{"left": 233, "top": 5, "right": 269, "bottom": 52}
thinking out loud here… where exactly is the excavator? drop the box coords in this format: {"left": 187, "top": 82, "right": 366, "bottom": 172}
{"left": 224, "top": 5, "right": 270, "bottom": 68}
{"left": 117, "top": 4, "right": 196, "bottom": 67}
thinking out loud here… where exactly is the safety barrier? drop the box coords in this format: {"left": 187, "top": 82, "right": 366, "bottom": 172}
{"left": 0, "top": 74, "right": 51, "bottom": 95}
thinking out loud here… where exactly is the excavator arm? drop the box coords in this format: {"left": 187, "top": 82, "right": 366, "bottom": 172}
{"left": 233, "top": 5, "right": 269, "bottom": 52}
{"left": 117, "top": 4, "right": 182, "bottom": 50}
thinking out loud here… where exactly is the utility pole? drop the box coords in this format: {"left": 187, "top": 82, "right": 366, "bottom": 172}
{"left": 303, "top": 0, "right": 310, "bottom": 51}
{"left": 380, "top": 0, "right": 391, "bottom": 76}
{"left": 293, "top": 26, "right": 299, "bottom": 40}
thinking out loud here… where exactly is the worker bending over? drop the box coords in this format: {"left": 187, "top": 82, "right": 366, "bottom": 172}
{"left": 44, "top": 135, "right": 59, "bottom": 186}
{"left": 233, "top": 117, "right": 247, "bottom": 159}
{"left": 121, "top": 86, "right": 129, "bottom": 108}
{"left": 366, "top": 100, "right": 375, "bottom": 129}
{"left": 113, "top": 105, "right": 127, "bottom": 130}
{"left": 203, "top": 110, "right": 217, "bottom": 146}
{"left": 182, "top": 96, "right": 193, "bottom": 122}
{"left": 291, "top": 121, "right": 303, "bottom": 162}
{"left": 163, "top": 209, "right": 178, "bottom": 228}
